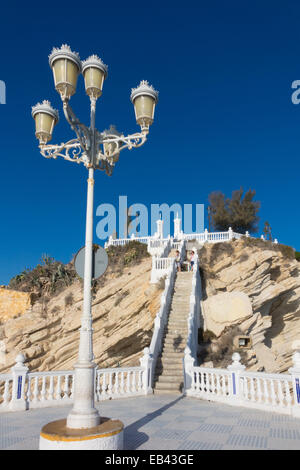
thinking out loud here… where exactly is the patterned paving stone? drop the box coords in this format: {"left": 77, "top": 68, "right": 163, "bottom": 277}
{"left": 1, "top": 395, "right": 300, "bottom": 450}
{"left": 227, "top": 433, "right": 269, "bottom": 449}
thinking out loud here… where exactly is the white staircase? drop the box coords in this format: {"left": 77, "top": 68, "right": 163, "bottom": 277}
{"left": 154, "top": 271, "right": 193, "bottom": 393}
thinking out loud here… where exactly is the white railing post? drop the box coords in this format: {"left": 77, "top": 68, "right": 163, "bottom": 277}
{"left": 245, "top": 231, "right": 249, "bottom": 237}
{"left": 289, "top": 349, "right": 300, "bottom": 418}
{"left": 274, "top": 238, "right": 278, "bottom": 244}
{"left": 183, "top": 346, "right": 195, "bottom": 393}
{"left": 139, "top": 347, "right": 153, "bottom": 394}
{"left": 204, "top": 228, "right": 208, "bottom": 242}
{"left": 227, "top": 353, "right": 245, "bottom": 404}
{"left": 228, "top": 227, "right": 233, "bottom": 240}
{"left": 9, "top": 354, "right": 29, "bottom": 411}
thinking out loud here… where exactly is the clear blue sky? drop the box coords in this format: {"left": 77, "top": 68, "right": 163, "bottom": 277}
{"left": 0, "top": 0, "right": 300, "bottom": 284}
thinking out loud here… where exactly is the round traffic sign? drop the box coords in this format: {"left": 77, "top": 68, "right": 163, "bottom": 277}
{"left": 74, "top": 245, "right": 108, "bottom": 280}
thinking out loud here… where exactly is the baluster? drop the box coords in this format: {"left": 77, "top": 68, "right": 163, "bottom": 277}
{"left": 250, "top": 377, "right": 256, "bottom": 402}
{"left": 222, "top": 374, "right": 227, "bottom": 396}
{"left": 102, "top": 373, "right": 107, "bottom": 398}
{"left": 108, "top": 372, "right": 113, "bottom": 396}
{"left": 239, "top": 376, "right": 244, "bottom": 399}
{"left": 132, "top": 370, "right": 136, "bottom": 393}
{"left": 257, "top": 377, "right": 262, "bottom": 403}
{"left": 216, "top": 374, "right": 221, "bottom": 396}
{"left": 95, "top": 372, "right": 100, "bottom": 401}
{"left": 115, "top": 371, "right": 119, "bottom": 395}
{"left": 64, "top": 374, "right": 69, "bottom": 399}
{"left": 263, "top": 378, "right": 269, "bottom": 404}
{"left": 55, "top": 375, "right": 62, "bottom": 400}
{"left": 70, "top": 374, "right": 75, "bottom": 399}
{"left": 126, "top": 370, "right": 131, "bottom": 394}
{"left": 137, "top": 370, "right": 142, "bottom": 392}
{"left": 210, "top": 373, "right": 214, "bottom": 394}
{"left": 33, "top": 376, "right": 39, "bottom": 402}
{"left": 26, "top": 376, "right": 32, "bottom": 403}
{"left": 206, "top": 372, "right": 210, "bottom": 394}
{"left": 195, "top": 370, "right": 200, "bottom": 392}
{"left": 284, "top": 380, "right": 292, "bottom": 406}
{"left": 277, "top": 380, "right": 284, "bottom": 407}
{"left": 270, "top": 379, "right": 277, "bottom": 405}
{"left": 3, "top": 379, "right": 10, "bottom": 405}
{"left": 41, "top": 376, "right": 46, "bottom": 402}
{"left": 243, "top": 378, "right": 249, "bottom": 401}
{"left": 49, "top": 376, "right": 54, "bottom": 401}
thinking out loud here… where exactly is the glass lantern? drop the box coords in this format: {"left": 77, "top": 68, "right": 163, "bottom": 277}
{"left": 49, "top": 44, "right": 82, "bottom": 100}
{"left": 82, "top": 55, "right": 108, "bottom": 99}
{"left": 31, "top": 100, "right": 59, "bottom": 144}
{"left": 130, "top": 80, "right": 158, "bottom": 131}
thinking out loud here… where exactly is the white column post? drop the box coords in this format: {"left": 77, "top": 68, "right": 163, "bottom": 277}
{"left": 261, "top": 235, "right": 265, "bottom": 241}
{"left": 228, "top": 227, "right": 233, "bottom": 240}
{"left": 139, "top": 347, "right": 153, "bottom": 394}
{"left": 183, "top": 346, "right": 195, "bottom": 393}
{"left": 174, "top": 212, "right": 181, "bottom": 240}
{"left": 9, "top": 354, "right": 29, "bottom": 411}
{"left": 274, "top": 238, "right": 278, "bottom": 244}
{"left": 156, "top": 215, "right": 163, "bottom": 239}
{"left": 245, "top": 231, "right": 250, "bottom": 237}
{"left": 204, "top": 228, "right": 208, "bottom": 242}
{"left": 289, "top": 349, "right": 300, "bottom": 418}
{"left": 227, "top": 353, "right": 245, "bottom": 403}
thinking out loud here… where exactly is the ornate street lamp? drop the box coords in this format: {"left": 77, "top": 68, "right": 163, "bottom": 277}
{"left": 32, "top": 44, "right": 158, "bottom": 449}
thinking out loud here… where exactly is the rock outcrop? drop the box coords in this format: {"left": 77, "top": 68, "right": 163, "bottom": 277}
{"left": 199, "top": 239, "right": 300, "bottom": 373}
{"left": 0, "top": 288, "right": 32, "bottom": 322}
{"left": 0, "top": 258, "right": 162, "bottom": 373}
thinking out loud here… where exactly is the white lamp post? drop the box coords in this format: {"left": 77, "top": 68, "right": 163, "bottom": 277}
{"left": 32, "top": 44, "right": 158, "bottom": 449}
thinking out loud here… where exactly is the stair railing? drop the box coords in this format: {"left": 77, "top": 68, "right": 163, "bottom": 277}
{"left": 183, "top": 252, "right": 201, "bottom": 391}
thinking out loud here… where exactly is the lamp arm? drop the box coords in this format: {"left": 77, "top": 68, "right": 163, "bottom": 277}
{"left": 39, "top": 139, "right": 89, "bottom": 165}
{"left": 96, "top": 130, "right": 148, "bottom": 162}
{"left": 63, "top": 100, "right": 92, "bottom": 156}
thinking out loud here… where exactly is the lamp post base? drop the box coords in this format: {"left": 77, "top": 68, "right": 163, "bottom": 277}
{"left": 39, "top": 418, "right": 124, "bottom": 450}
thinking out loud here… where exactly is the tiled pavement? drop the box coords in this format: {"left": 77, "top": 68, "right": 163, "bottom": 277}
{"left": 1, "top": 394, "right": 300, "bottom": 450}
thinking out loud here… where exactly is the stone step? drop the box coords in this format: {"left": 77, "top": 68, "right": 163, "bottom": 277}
{"left": 157, "top": 357, "right": 183, "bottom": 365}
{"left": 163, "top": 338, "right": 187, "bottom": 345}
{"left": 153, "top": 389, "right": 182, "bottom": 395}
{"left": 155, "top": 382, "right": 182, "bottom": 391}
{"left": 164, "top": 330, "right": 187, "bottom": 336}
{"left": 155, "top": 370, "right": 183, "bottom": 378}
{"left": 160, "top": 354, "right": 184, "bottom": 360}
{"left": 168, "top": 320, "right": 188, "bottom": 324}
{"left": 156, "top": 375, "right": 182, "bottom": 384}
{"left": 161, "top": 346, "right": 185, "bottom": 352}
{"left": 168, "top": 315, "right": 189, "bottom": 320}
{"left": 156, "top": 366, "right": 182, "bottom": 373}
{"left": 156, "top": 364, "right": 183, "bottom": 372}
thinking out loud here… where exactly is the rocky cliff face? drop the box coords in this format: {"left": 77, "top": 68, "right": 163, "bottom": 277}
{"left": 0, "top": 258, "right": 162, "bottom": 373}
{"left": 199, "top": 239, "right": 300, "bottom": 373}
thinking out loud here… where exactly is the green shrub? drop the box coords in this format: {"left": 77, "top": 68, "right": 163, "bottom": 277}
{"left": 295, "top": 251, "right": 300, "bottom": 262}
{"left": 9, "top": 255, "right": 77, "bottom": 298}
{"left": 106, "top": 241, "right": 150, "bottom": 268}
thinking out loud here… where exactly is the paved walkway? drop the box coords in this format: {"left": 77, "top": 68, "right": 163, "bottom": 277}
{"left": 1, "top": 395, "right": 300, "bottom": 450}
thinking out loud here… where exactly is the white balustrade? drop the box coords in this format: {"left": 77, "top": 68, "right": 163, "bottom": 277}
{"left": 105, "top": 228, "right": 279, "bottom": 251}
{"left": 184, "top": 351, "right": 300, "bottom": 417}
{"left": 0, "top": 349, "right": 153, "bottom": 412}
{"left": 95, "top": 366, "right": 146, "bottom": 400}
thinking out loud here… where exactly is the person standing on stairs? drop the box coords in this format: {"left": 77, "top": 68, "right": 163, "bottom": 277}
{"left": 190, "top": 251, "right": 195, "bottom": 272}
{"left": 175, "top": 250, "right": 182, "bottom": 272}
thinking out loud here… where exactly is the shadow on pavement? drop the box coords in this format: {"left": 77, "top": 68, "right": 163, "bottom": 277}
{"left": 124, "top": 394, "right": 184, "bottom": 450}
